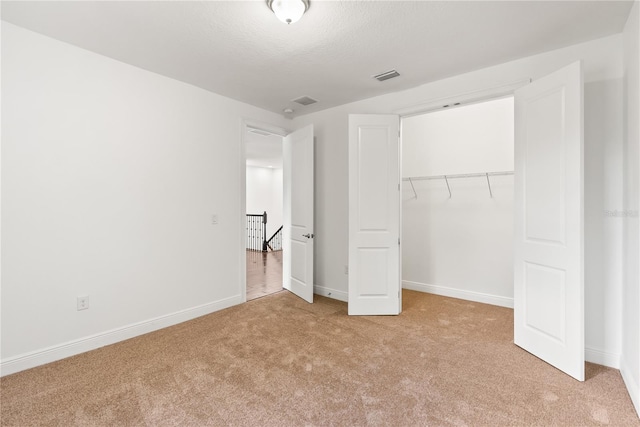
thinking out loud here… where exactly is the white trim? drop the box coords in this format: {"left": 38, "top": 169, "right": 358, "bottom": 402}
{"left": 0, "top": 295, "right": 243, "bottom": 377}
{"left": 402, "top": 280, "right": 514, "bottom": 308}
{"left": 242, "top": 119, "right": 289, "bottom": 138}
{"left": 394, "top": 78, "right": 530, "bottom": 118}
{"left": 621, "top": 356, "right": 640, "bottom": 417}
{"left": 585, "top": 347, "right": 620, "bottom": 369}
{"left": 314, "top": 285, "right": 348, "bottom": 302}
{"left": 239, "top": 119, "right": 248, "bottom": 303}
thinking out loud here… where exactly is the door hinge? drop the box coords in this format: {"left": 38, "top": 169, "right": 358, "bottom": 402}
{"left": 398, "top": 183, "right": 400, "bottom": 191}
{"left": 398, "top": 237, "right": 401, "bottom": 245}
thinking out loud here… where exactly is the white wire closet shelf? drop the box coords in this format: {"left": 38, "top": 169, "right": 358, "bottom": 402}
{"left": 402, "top": 170, "right": 514, "bottom": 198}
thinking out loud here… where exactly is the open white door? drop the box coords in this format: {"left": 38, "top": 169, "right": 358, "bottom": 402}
{"left": 348, "top": 115, "right": 401, "bottom": 315}
{"left": 514, "top": 61, "right": 584, "bottom": 381}
{"left": 283, "top": 125, "right": 314, "bottom": 303}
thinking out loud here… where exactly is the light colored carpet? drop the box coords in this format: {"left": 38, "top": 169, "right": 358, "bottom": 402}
{"left": 1, "top": 290, "right": 638, "bottom": 426}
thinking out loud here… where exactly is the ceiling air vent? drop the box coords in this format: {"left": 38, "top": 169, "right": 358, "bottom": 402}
{"left": 373, "top": 69, "right": 400, "bottom": 82}
{"left": 292, "top": 96, "right": 318, "bottom": 106}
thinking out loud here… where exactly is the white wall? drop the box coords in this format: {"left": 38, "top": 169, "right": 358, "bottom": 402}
{"left": 294, "top": 34, "right": 625, "bottom": 368}
{"left": 402, "top": 98, "right": 514, "bottom": 307}
{"left": 1, "top": 23, "right": 289, "bottom": 374}
{"left": 402, "top": 98, "right": 514, "bottom": 177}
{"left": 246, "top": 166, "right": 283, "bottom": 239}
{"left": 621, "top": 0, "right": 640, "bottom": 416}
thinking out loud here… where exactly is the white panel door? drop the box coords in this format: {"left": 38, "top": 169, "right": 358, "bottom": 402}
{"left": 348, "top": 115, "right": 401, "bottom": 315}
{"left": 514, "top": 61, "right": 584, "bottom": 381}
{"left": 283, "top": 125, "right": 314, "bottom": 303}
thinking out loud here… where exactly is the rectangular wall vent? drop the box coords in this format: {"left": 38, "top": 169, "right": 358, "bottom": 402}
{"left": 292, "top": 96, "right": 318, "bottom": 106}
{"left": 373, "top": 69, "right": 400, "bottom": 82}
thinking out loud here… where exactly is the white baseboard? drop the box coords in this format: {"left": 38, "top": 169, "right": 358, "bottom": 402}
{"left": 621, "top": 357, "right": 640, "bottom": 419}
{"left": 314, "top": 285, "right": 348, "bottom": 302}
{"left": 585, "top": 347, "right": 620, "bottom": 369}
{"left": 403, "top": 280, "right": 514, "bottom": 308}
{"left": 0, "top": 295, "right": 243, "bottom": 377}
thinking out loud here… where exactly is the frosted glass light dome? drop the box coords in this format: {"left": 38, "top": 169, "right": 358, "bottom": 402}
{"left": 267, "top": 0, "right": 309, "bottom": 25}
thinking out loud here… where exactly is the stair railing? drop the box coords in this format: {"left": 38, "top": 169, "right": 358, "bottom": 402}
{"left": 246, "top": 211, "right": 267, "bottom": 252}
{"left": 246, "top": 211, "right": 283, "bottom": 252}
{"left": 266, "top": 225, "right": 283, "bottom": 252}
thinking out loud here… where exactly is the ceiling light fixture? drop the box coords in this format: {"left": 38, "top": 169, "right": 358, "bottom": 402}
{"left": 266, "top": 0, "right": 309, "bottom": 25}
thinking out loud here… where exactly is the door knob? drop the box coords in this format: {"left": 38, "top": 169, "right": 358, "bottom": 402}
{"left": 303, "top": 233, "right": 314, "bottom": 238}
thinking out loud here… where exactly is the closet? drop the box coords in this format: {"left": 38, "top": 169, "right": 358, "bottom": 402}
{"left": 401, "top": 97, "right": 515, "bottom": 308}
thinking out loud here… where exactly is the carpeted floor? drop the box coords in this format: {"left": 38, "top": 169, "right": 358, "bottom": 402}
{"left": 1, "top": 290, "right": 638, "bottom": 426}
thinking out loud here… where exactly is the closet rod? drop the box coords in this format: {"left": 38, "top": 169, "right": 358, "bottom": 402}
{"left": 402, "top": 171, "right": 514, "bottom": 199}
{"left": 402, "top": 170, "right": 514, "bottom": 182}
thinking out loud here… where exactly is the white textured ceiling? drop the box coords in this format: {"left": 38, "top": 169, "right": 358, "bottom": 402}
{"left": 1, "top": 1, "right": 634, "bottom": 118}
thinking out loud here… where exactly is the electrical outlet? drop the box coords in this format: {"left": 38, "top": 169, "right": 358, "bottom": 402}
{"left": 211, "top": 214, "right": 219, "bottom": 225}
{"left": 77, "top": 296, "right": 89, "bottom": 311}
{"left": 344, "top": 265, "right": 349, "bottom": 275}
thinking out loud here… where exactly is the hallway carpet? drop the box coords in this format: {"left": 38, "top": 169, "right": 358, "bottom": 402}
{"left": 1, "top": 290, "right": 638, "bottom": 426}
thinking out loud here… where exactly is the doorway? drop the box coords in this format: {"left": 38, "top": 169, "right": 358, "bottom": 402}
{"left": 242, "top": 122, "right": 316, "bottom": 304}
{"left": 244, "top": 124, "right": 285, "bottom": 301}
{"left": 401, "top": 96, "right": 515, "bottom": 308}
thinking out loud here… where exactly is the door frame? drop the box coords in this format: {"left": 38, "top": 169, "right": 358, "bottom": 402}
{"left": 394, "top": 79, "right": 531, "bottom": 118}
{"left": 397, "top": 93, "right": 518, "bottom": 309}
{"left": 392, "top": 79, "right": 531, "bottom": 300}
{"left": 239, "top": 118, "right": 289, "bottom": 302}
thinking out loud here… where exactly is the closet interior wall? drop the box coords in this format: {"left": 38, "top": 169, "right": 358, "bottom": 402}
{"left": 401, "top": 97, "right": 515, "bottom": 307}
